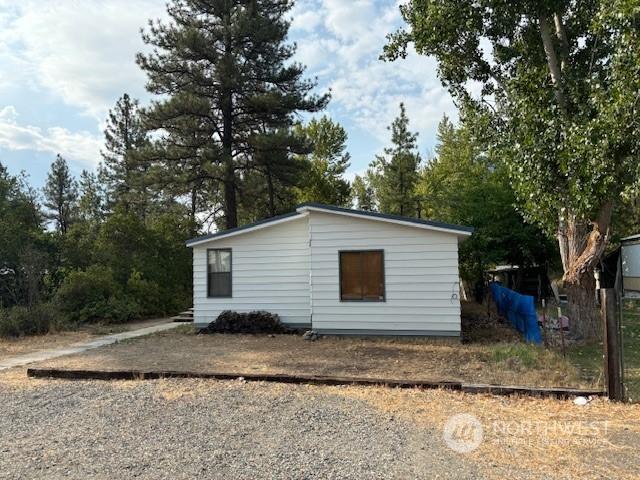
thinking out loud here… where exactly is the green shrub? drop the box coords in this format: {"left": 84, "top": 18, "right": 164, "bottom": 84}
{"left": 200, "top": 310, "right": 291, "bottom": 334}
{"left": 89, "top": 296, "right": 142, "bottom": 324}
{"left": 0, "top": 304, "right": 61, "bottom": 338}
{"left": 126, "top": 271, "right": 162, "bottom": 316}
{"left": 54, "top": 266, "right": 141, "bottom": 324}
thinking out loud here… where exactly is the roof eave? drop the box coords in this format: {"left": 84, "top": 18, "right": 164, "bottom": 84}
{"left": 296, "top": 203, "right": 473, "bottom": 237}
{"left": 185, "top": 211, "right": 305, "bottom": 247}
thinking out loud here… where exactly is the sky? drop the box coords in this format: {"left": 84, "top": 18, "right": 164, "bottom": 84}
{"left": 0, "top": 0, "right": 457, "bottom": 189}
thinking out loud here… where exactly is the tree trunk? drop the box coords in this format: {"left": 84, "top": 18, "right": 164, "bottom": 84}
{"left": 564, "top": 272, "right": 599, "bottom": 339}
{"left": 221, "top": 80, "right": 237, "bottom": 229}
{"left": 557, "top": 200, "right": 613, "bottom": 339}
{"left": 189, "top": 185, "right": 198, "bottom": 237}
{"left": 266, "top": 166, "right": 276, "bottom": 218}
{"left": 221, "top": 11, "right": 237, "bottom": 230}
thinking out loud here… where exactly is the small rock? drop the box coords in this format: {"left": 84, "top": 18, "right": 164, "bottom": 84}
{"left": 303, "top": 330, "right": 319, "bottom": 341}
{"left": 573, "top": 395, "right": 592, "bottom": 406}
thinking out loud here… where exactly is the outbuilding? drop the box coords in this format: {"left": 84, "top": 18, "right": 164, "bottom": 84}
{"left": 186, "top": 203, "right": 473, "bottom": 337}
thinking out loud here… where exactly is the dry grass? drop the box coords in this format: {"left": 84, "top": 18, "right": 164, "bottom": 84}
{"left": 34, "top": 328, "right": 595, "bottom": 389}
{"left": 335, "top": 386, "right": 640, "bottom": 480}
{"left": 0, "top": 331, "right": 94, "bottom": 362}
{"left": 0, "top": 317, "right": 171, "bottom": 363}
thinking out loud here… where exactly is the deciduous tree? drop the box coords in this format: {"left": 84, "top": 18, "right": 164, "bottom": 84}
{"left": 384, "top": 0, "right": 640, "bottom": 337}
{"left": 351, "top": 175, "right": 375, "bottom": 211}
{"left": 295, "top": 116, "right": 351, "bottom": 207}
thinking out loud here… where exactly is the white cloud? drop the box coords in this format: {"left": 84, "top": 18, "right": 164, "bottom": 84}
{"left": 0, "top": 106, "right": 101, "bottom": 168}
{"left": 1, "top": 0, "right": 167, "bottom": 119}
{"left": 290, "top": 2, "right": 323, "bottom": 32}
{"left": 0, "top": 0, "right": 459, "bottom": 178}
{"left": 296, "top": 0, "right": 456, "bottom": 151}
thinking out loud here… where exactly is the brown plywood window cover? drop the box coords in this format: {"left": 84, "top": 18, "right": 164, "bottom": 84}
{"left": 340, "top": 250, "right": 385, "bottom": 301}
{"left": 208, "top": 249, "right": 232, "bottom": 297}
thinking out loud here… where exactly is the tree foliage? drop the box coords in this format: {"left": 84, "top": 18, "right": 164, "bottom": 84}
{"left": 295, "top": 116, "right": 352, "bottom": 207}
{"left": 0, "top": 163, "right": 47, "bottom": 307}
{"left": 137, "top": 0, "right": 328, "bottom": 229}
{"left": 42, "top": 155, "right": 78, "bottom": 234}
{"left": 102, "top": 93, "right": 150, "bottom": 214}
{"left": 368, "top": 103, "right": 421, "bottom": 216}
{"left": 421, "top": 116, "right": 557, "bottom": 284}
{"left": 384, "top": 0, "right": 640, "bottom": 337}
{"left": 351, "top": 174, "right": 375, "bottom": 211}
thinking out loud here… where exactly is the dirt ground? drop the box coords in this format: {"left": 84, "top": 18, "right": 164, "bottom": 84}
{"left": 36, "top": 327, "right": 596, "bottom": 389}
{"left": 336, "top": 384, "right": 640, "bottom": 479}
{"left": 0, "top": 368, "right": 638, "bottom": 480}
{"left": 0, "top": 318, "right": 170, "bottom": 363}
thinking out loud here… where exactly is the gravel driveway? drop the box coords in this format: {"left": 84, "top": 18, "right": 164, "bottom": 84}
{"left": 0, "top": 377, "right": 481, "bottom": 479}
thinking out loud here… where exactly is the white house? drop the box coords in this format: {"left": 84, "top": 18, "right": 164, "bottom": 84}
{"left": 186, "top": 203, "right": 473, "bottom": 337}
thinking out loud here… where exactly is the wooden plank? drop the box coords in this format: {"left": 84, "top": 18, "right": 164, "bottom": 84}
{"left": 26, "top": 368, "right": 606, "bottom": 399}
{"left": 26, "top": 368, "right": 461, "bottom": 390}
{"left": 462, "top": 384, "right": 606, "bottom": 399}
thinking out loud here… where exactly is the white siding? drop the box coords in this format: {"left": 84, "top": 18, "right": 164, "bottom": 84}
{"left": 192, "top": 216, "right": 311, "bottom": 327}
{"left": 309, "top": 211, "right": 461, "bottom": 335}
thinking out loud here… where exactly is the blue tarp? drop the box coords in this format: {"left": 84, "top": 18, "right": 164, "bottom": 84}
{"left": 489, "top": 282, "right": 542, "bottom": 344}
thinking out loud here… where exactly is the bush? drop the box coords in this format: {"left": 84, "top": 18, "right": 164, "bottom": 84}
{"left": 54, "top": 266, "right": 141, "bottom": 324}
{"left": 126, "top": 271, "right": 162, "bottom": 316}
{"left": 0, "top": 304, "right": 61, "bottom": 338}
{"left": 200, "top": 310, "right": 291, "bottom": 334}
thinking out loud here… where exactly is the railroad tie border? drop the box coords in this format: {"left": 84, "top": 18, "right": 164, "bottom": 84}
{"left": 26, "top": 367, "right": 605, "bottom": 399}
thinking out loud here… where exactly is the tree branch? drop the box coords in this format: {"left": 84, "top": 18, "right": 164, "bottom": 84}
{"left": 539, "top": 15, "right": 568, "bottom": 114}
{"left": 553, "top": 13, "right": 570, "bottom": 72}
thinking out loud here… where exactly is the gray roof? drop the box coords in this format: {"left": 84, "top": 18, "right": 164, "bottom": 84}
{"left": 297, "top": 202, "right": 474, "bottom": 233}
{"left": 186, "top": 202, "right": 474, "bottom": 247}
{"left": 185, "top": 211, "right": 301, "bottom": 246}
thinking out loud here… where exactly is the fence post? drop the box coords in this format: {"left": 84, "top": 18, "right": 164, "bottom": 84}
{"left": 601, "top": 288, "right": 624, "bottom": 401}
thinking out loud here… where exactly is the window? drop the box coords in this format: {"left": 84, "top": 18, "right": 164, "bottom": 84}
{"left": 339, "top": 250, "right": 385, "bottom": 301}
{"left": 208, "top": 249, "right": 232, "bottom": 297}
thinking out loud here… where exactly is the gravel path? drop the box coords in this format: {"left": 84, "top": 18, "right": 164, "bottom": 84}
{"left": 0, "top": 378, "right": 481, "bottom": 479}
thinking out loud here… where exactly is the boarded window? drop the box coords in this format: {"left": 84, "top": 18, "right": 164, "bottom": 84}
{"left": 339, "top": 250, "right": 385, "bottom": 301}
{"left": 208, "top": 249, "right": 232, "bottom": 297}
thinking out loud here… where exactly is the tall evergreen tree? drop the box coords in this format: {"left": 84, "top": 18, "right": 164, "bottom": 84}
{"left": 102, "top": 93, "right": 149, "bottom": 214}
{"left": 369, "top": 103, "right": 421, "bottom": 216}
{"left": 77, "top": 170, "right": 104, "bottom": 223}
{"left": 295, "top": 116, "right": 351, "bottom": 207}
{"left": 0, "top": 163, "right": 44, "bottom": 306}
{"left": 246, "top": 126, "right": 308, "bottom": 218}
{"left": 42, "top": 155, "right": 78, "bottom": 234}
{"left": 137, "top": 0, "right": 328, "bottom": 229}
{"left": 351, "top": 174, "right": 375, "bottom": 211}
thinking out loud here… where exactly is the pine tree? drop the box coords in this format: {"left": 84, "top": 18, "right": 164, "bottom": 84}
{"left": 246, "top": 126, "right": 308, "bottom": 218}
{"left": 295, "top": 116, "right": 351, "bottom": 207}
{"left": 77, "top": 170, "right": 104, "bottom": 223}
{"left": 137, "top": 0, "right": 328, "bottom": 229}
{"left": 369, "top": 104, "right": 421, "bottom": 216}
{"left": 42, "top": 155, "right": 78, "bottom": 234}
{"left": 351, "top": 175, "right": 375, "bottom": 211}
{"left": 101, "top": 93, "right": 149, "bottom": 214}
